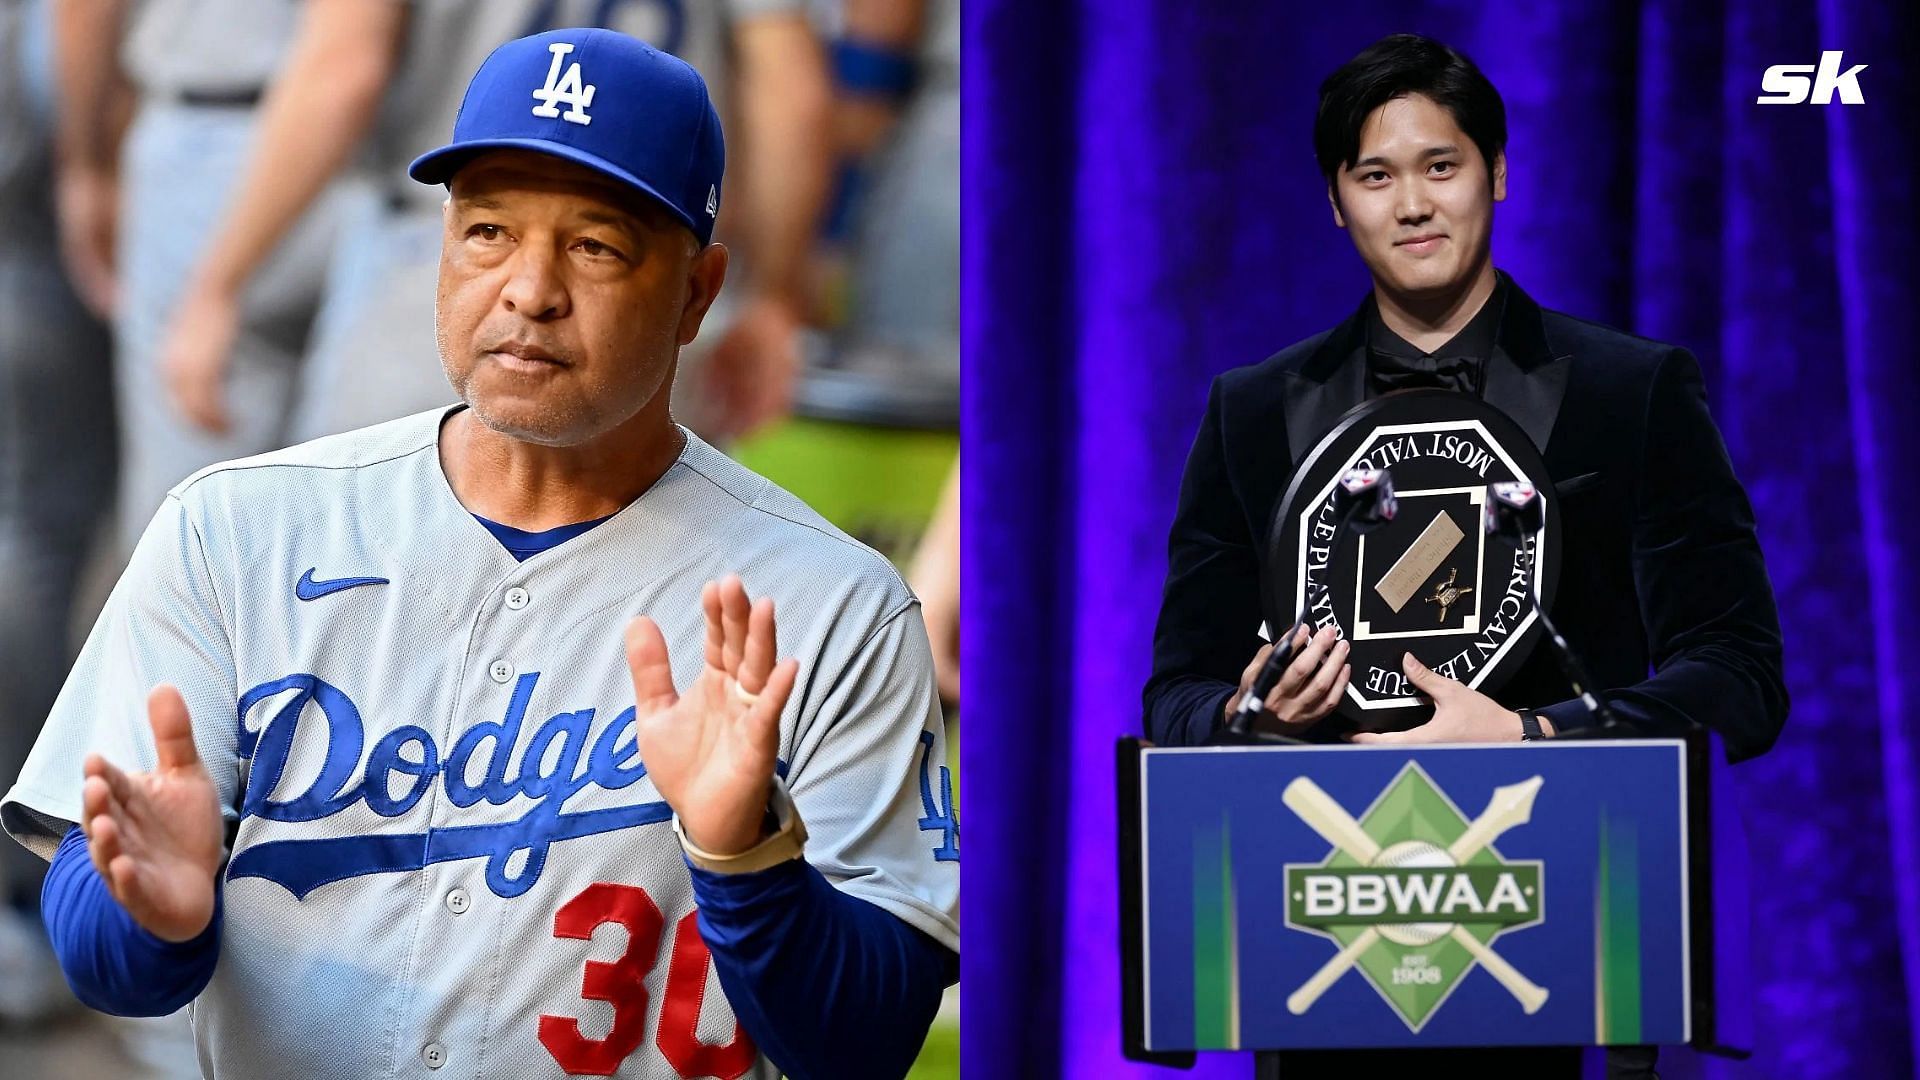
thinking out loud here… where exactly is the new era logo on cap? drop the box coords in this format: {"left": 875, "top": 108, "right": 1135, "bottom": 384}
{"left": 409, "top": 28, "right": 726, "bottom": 245}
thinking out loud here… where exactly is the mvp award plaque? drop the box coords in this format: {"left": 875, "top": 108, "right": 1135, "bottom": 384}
{"left": 1267, "top": 390, "right": 1561, "bottom": 731}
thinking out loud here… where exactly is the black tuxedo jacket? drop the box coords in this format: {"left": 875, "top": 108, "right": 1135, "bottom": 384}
{"left": 1144, "top": 273, "right": 1788, "bottom": 760}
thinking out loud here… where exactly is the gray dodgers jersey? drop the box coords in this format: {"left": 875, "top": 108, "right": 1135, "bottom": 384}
{"left": 3, "top": 407, "right": 960, "bottom": 1079}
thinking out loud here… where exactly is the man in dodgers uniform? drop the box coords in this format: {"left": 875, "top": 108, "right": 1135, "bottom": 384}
{"left": 2, "top": 27, "right": 957, "bottom": 1080}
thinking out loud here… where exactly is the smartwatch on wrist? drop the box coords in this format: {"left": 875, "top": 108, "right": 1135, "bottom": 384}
{"left": 674, "top": 776, "right": 809, "bottom": 874}
{"left": 1516, "top": 707, "right": 1546, "bottom": 742}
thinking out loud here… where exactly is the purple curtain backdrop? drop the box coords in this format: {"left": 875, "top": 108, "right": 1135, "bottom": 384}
{"left": 962, "top": 2, "right": 1919, "bottom": 1077}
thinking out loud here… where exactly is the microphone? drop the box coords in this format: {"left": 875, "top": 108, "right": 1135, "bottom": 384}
{"left": 1223, "top": 468, "right": 1396, "bottom": 740}
{"left": 1483, "top": 481, "right": 1627, "bottom": 734}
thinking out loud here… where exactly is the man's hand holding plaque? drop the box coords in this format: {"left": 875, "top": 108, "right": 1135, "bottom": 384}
{"left": 1226, "top": 624, "right": 1352, "bottom": 735}
{"left": 1349, "top": 652, "right": 1553, "bottom": 745}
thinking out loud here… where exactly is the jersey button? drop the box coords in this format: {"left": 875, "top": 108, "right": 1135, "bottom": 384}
{"left": 504, "top": 586, "right": 530, "bottom": 610}
{"left": 489, "top": 660, "right": 513, "bottom": 684}
{"left": 421, "top": 1042, "right": 447, "bottom": 1070}
{"left": 445, "top": 888, "right": 470, "bottom": 915}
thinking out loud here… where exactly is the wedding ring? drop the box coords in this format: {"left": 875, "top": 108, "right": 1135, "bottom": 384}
{"left": 729, "top": 678, "right": 760, "bottom": 706}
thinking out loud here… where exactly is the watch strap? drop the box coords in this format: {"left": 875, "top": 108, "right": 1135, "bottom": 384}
{"left": 1517, "top": 707, "right": 1545, "bottom": 742}
{"left": 674, "top": 776, "right": 809, "bottom": 874}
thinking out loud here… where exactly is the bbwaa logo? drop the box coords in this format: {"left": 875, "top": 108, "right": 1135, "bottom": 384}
{"left": 533, "top": 42, "right": 596, "bottom": 125}
{"left": 1757, "top": 51, "right": 1867, "bottom": 105}
{"left": 1282, "top": 765, "right": 1547, "bottom": 1031}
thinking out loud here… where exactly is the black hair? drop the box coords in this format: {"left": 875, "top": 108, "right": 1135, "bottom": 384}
{"left": 1314, "top": 34, "right": 1507, "bottom": 194}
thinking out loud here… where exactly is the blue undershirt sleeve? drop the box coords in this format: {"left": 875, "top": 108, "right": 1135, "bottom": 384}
{"left": 41, "top": 826, "right": 222, "bottom": 1017}
{"left": 690, "top": 858, "right": 955, "bottom": 1080}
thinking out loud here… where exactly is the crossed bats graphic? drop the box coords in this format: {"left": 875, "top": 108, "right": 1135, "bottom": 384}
{"left": 1424, "top": 566, "right": 1473, "bottom": 623}
{"left": 1282, "top": 775, "right": 1549, "bottom": 1016}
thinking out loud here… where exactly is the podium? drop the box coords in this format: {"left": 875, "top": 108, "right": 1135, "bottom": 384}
{"left": 1118, "top": 734, "right": 1727, "bottom": 1061}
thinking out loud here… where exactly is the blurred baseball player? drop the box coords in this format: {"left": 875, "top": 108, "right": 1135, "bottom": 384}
{"left": 5, "top": 28, "right": 956, "bottom": 1080}
{"left": 0, "top": 0, "right": 116, "bottom": 1023}
{"left": 159, "top": 0, "right": 831, "bottom": 450}
{"left": 52, "top": 0, "right": 346, "bottom": 563}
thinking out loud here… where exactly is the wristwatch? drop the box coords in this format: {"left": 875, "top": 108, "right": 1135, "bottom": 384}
{"left": 1516, "top": 707, "right": 1545, "bottom": 743}
{"left": 673, "top": 776, "right": 809, "bottom": 874}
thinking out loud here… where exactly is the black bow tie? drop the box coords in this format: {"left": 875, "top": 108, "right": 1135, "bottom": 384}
{"left": 1367, "top": 348, "right": 1484, "bottom": 395}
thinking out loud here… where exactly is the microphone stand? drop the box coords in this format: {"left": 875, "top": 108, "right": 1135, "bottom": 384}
{"left": 1528, "top": 597, "right": 1630, "bottom": 737}
{"left": 1215, "top": 508, "right": 1361, "bottom": 746}
{"left": 1480, "top": 482, "right": 1633, "bottom": 740}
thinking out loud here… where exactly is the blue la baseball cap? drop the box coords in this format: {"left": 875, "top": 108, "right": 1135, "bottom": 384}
{"left": 410, "top": 28, "right": 725, "bottom": 245}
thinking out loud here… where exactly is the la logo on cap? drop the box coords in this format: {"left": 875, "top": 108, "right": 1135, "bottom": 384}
{"left": 532, "top": 42, "right": 595, "bottom": 126}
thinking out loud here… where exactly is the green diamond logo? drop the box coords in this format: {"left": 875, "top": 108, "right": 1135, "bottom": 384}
{"left": 1281, "top": 763, "right": 1547, "bottom": 1031}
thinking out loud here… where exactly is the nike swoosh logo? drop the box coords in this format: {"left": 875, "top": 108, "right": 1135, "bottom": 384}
{"left": 296, "top": 568, "right": 390, "bottom": 601}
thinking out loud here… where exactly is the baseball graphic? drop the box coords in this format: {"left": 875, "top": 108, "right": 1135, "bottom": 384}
{"left": 1372, "top": 839, "right": 1455, "bottom": 946}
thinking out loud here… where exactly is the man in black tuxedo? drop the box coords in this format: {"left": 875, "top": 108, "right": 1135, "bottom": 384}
{"left": 1142, "top": 33, "right": 1788, "bottom": 1078}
